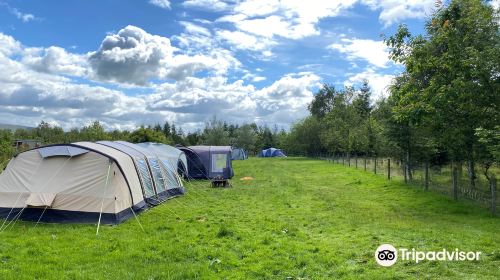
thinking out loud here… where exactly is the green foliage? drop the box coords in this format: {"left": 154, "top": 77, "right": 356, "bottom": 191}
{"left": 33, "top": 121, "right": 65, "bottom": 144}
{"left": 128, "top": 126, "right": 170, "bottom": 144}
{"left": 0, "top": 129, "right": 15, "bottom": 169}
{"left": 202, "top": 116, "right": 230, "bottom": 146}
{"left": 290, "top": 81, "right": 383, "bottom": 157}
{"left": 79, "top": 121, "right": 110, "bottom": 142}
{"left": 383, "top": 0, "right": 500, "bottom": 184}
{"left": 233, "top": 124, "right": 256, "bottom": 154}
{"left": 307, "top": 84, "right": 336, "bottom": 118}
{"left": 286, "top": 116, "right": 324, "bottom": 156}
{"left": 476, "top": 126, "right": 500, "bottom": 164}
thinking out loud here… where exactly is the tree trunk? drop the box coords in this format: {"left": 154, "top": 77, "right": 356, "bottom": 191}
{"left": 403, "top": 157, "right": 408, "bottom": 183}
{"left": 425, "top": 162, "right": 429, "bottom": 191}
{"left": 453, "top": 166, "right": 458, "bottom": 200}
{"left": 406, "top": 147, "right": 413, "bottom": 181}
{"left": 467, "top": 157, "right": 476, "bottom": 189}
{"left": 490, "top": 176, "right": 497, "bottom": 216}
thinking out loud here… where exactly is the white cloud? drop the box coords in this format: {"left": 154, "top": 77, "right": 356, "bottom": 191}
{"left": 0, "top": 31, "right": 319, "bottom": 130}
{"left": 88, "top": 25, "right": 175, "bottom": 85}
{"left": 232, "top": 15, "right": 294, "bottom": 38}
{"left": 346, "top": 68, "right": 395, "bottom": 99}
{"left": 0, "top": 2, "right": 39, "bottom": 23}
{"left": 10, "top": 8, "right": 36, "bottom": 22}
{"left": 361, "top": 0, "right": 435, "bottom": 27}
{"left": 491, "top": 0, "right": 500, "bottom": 10}
{"left": 179, "top": 21, "right": 211, "bottom": 37}
{"left": 88, "top": 25, "right": 240, "bottom": 85}
{"left": 328, "top": 38, "right": 391, "bottom": 68}
{"left": 0, "top": 33, "right": 22, "bottom": 57}
{"left": 149, "top": 0, "right": 171, "bottom": 10}
{"left": 22, "top": 46, "right": 88, "bottom": 76}
{"left": 241, "top": 71, "right": 267, "bottom": 82}
{"left": 253, "top": 73, "right": 321, "bottom": 122}
{"left": 219, "top": 0, "right": 358, "bottom": 40}
{"left": 182, "top": 0, "right": 230, "bottom": 11}
{"left": 164, "top": 50, "right": 240, "bottom": 81}
{"left": 215, "top": 29, "right": 276, "bottom": 51}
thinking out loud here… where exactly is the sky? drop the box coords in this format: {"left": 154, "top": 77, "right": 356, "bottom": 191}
{"left": 0, "top": 0, "right": 440, "bottom": 131}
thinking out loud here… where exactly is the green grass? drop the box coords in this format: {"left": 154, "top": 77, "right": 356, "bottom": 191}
{"left": 0, "top": 158, "right": 499, "bottom": 279}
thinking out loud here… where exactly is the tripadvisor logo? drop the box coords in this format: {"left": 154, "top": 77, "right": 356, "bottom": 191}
{"left": 375, "top": 244, "right": 481, "bottom": 267}
{"left": 375, "top": 244, "right": 398, "bottom": 267}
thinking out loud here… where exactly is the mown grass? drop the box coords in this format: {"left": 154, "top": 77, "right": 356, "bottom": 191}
{"left": 0, "top": 157, "right": 499, "bottom": 279}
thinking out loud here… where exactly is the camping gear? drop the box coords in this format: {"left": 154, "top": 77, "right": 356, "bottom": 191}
{"left": 231, "top": 148, "right": 248, "bottom": 160}
{"left": 177, "top": 146, "right": 234, "bottom": 180}
{"left": 0, "top": 141, "right": 186, "bottom": 225}
{"left": 259, "top": 148, "right": 286, "bottom": 157}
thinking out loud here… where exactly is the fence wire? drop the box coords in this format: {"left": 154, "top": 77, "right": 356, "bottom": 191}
{"left": 322, "top": 155, "right": 498, "bottom": 214}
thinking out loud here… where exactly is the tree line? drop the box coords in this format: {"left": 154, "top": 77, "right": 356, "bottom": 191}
{"left": 285, "top": 0, "right": 499, "bottom": 187}
{"left": 0, "top": 117, "right": 288, "bottom": 165}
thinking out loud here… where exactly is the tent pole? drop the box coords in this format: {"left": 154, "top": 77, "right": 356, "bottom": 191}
{"left": 96, "top": 161, "right": 112, "bottom": 236}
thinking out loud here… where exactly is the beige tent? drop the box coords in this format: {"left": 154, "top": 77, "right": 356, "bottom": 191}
{"left": 0, "top": 142, "right": 185, "bottom": 224}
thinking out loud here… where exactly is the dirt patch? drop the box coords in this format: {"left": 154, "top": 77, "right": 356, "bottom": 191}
{"left": 240, "top": 176, "right": 254, "bottom": 181}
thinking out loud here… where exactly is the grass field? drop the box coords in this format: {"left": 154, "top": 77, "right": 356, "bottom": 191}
{"left": 0, "top": 157, "right": 499, "bottom": 279}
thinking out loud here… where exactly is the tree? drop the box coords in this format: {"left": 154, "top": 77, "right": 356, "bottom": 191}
{"left": 153, "top": 123, "right": 162, "bottom": 132}
{"left": 162, "top": 121, "right": 171, "bottom": 139}
{"left": 353, "top": 80, "right": 372, "bottom": 118}
{"left": 0, "top": 129, "right": 15, "bottom": 168}
{"left": 233, "top": 124, "right": 256, "bottom": 154}
{"left": 185, "top": 130, "right": 201, "bottom": 145}
{"left": 202, "top": 116, "right": 230, "bottom": 145}
{"left": 385, "top": 0, "right": 500, "bottom": 187}
{"left": 128, "top": 126, "right": 169, "bottom": 144}
{"left": 286, "top": 117, "right": 324, "bottom": 156}
{"left": 308, "top": 84, "right": 336, "bottom": 118}
{"left": 80, "top": 121, "right": 109, "bottom": 141}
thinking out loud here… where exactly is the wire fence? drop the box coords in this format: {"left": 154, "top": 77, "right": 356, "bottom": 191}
{"left": 319, "top": 155, "right": 498, "bottom": 216}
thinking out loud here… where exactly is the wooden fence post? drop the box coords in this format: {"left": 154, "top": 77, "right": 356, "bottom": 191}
{"left": 355, "top": 155, "right": 358, "bottom": 169}
{"left": 348, "top": 153, "right": 351, "bottom": 167}
{"left": 452, "top": 166, "right": 458, "bottom": 201}
{"left": 364, "top": 158, "right": 367, "bottom": 171}
{"left": 403, "top": 161, "right": 408, "bottom": 184}
{"left": 374, "top": 158, "right": 377, "bottom": 174}
{"left": 491, "top": 176, "right": 497, "bottom": 216}
{"left": 425, "top": 162, "right": 429, "bottom": 191}
{"left": 342, "top": 154, "right": 345, "bottom": 165}
{"left": 387, "top": 158, "right": 391, "bottom": 180}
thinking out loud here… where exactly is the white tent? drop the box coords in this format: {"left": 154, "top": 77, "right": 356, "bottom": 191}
{"left": 0, "top": 141, "right": 186, "bottom": 224}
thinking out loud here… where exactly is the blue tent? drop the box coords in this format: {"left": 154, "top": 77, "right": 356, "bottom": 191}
{"left": 231, "top": 148, "right": 248, "bottom": 160}
{"left": 177, "top": 146, "right": 234, "bottom": 179}
{"left": 260, "top": 148, "right": 286, "bottom": 157}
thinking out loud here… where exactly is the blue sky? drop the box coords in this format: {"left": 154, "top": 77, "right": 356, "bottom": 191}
{"left": 0, "top": 0, "right": 438, "bottom": 131}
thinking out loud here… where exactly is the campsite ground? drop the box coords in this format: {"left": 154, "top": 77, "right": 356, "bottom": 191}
{"left": 0, "top": 158, "right": 499, "bottom": 279}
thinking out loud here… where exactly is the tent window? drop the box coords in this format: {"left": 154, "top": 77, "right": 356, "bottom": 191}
{"left": 211, "top": 153, "right": 227, "bottom": 173}
{"left": 149, "top": 159, "right": 166, "bottom": 193}
{"left": 38, "top": 146, "right": 88, "bottom": 158}
{"left": 160, "top": 160, "right": 180, "bottom": 190}
{"left": 136, "top": 159, "right": 155, "bottom": 198}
